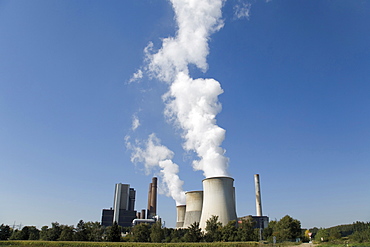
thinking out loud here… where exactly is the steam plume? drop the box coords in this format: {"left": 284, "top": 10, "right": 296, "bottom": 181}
{"left": 127, "top": 134, "right": 186, "bottom": 205}
{"left": 146, "top": 0, "right": 229, "bottom": 178}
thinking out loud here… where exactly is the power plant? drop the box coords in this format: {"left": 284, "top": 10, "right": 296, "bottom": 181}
{"left": 176, "top": 174, "right": 269, "bottom": 230}
{"left": 101, "top": 174, "right": 268, "bottom": 229}
{"left": 101, "top": 177, "right": 159, "bottom": 227}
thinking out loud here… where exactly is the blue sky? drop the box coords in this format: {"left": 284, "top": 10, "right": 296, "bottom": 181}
{"left": 0, "top": 0, "right": 369, "bottom": 229}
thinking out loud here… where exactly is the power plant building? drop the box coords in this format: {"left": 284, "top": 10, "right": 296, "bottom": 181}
{"left": 101, "top": 183, "right": 136, "bottom": 227}
{"left": 176, "top": 174, "right": 269, "bottom": 231}
{"left": 101, "top": 178, "right": 158, "bottom": 227}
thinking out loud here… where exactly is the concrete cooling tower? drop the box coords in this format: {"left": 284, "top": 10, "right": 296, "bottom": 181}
{"left": 176, "top": 205, "right": 186, "bottom": 228}
{"left": 183, "top": 191, "right": 203, "bottom": 228}
{"left": 199, "top": 177, "right": 237, "bottom": 229}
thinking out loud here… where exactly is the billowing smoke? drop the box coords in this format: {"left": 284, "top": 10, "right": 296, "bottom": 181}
{"left": 126, "top": 134, "right": 186, "bottom": 205}
{"left": 145, "top": 0, "right": 229, "bottom": 178}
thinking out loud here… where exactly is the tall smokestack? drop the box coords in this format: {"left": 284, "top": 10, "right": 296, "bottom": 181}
{"left": 141, "top": 209, "right": 146, "bottom": 219}
{"left": 147, "top": 177, "right": 157, "bottom": 218}
{"left": 151, "top": 177, "right": 157, "bottom": 216}
{"left": 147, "top": 181, "right": 152, "bottom": 218}
{"left": 183, "top": 191, "right": 203, "bottom": 228}
{"left": 199, "top": 177, "right": 237, "bottom": 230}
{"left": 254, "top": 174, "right": 263, "bottom": 216}
{"left": 176, "top": 205, "right": 186, "bottom": 228}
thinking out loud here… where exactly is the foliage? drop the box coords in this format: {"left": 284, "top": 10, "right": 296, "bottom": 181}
{"left": 0, "top": 241, "right": 260, "bottom": 246}
{"left": 349, "top": 227, "right": 370, "bottom": 243}
{"left": 0, "top": 224, "right": 12, "bottom": 240}
{"left": 169, "top": 228, "right": 186, "bottom": 242}
{"left": 314, "top": 228, "right": 329, "bottom": 242}
{"left": 59, "top": 225, "right": 74, "bottom": 241}
{"left": 106, "top": 221, "right": 121, "bottom": 242}
{"left": 132, "top": 223, "right": 150, "bottom": 242}
{"left": 204, "top": 215, "right": 222, "bottom": 242}
{"left": 74, "top": 220, "right": 88, "bottom": 241}
{"left": 85, "top": 221, "right": 104, "bottom": 241}
{"left": 238, "top": 217, "right": 258, "bottom": 241}
{"left": 150, "top": 221, "right": 164, "bottom": 243}
{"left": 220, "top": 220, "right": 238, "bottom": 242}
{"left": 183, "top": 222, "right": 203, "bottom": 242}
{"left": 272, "top": 215, "right": 301, "bottom": 242}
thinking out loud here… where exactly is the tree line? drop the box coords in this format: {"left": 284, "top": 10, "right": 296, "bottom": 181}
{"left": 1, "top": 215, "right": 302, "bottom": 243}
{"left": 307, "top": 221, "right": 370, "bottom": 243}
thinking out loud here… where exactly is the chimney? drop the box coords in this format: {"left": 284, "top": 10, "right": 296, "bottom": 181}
{"left": 254, "top": 174, "right": 262, "bottom": 216}
{"left": 147, "top": 177, "right": 158, "bottom": 219}
{"left": 147, "top": 181, "right": 152, "bottom": 218}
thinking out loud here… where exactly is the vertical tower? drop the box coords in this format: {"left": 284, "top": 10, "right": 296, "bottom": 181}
{"left": 183, "top": 191, "right": 203, "bottom": 228}
{"left": 199, "top": 177, "right": 237, "bottom": 230}
{"left": 129, "top": 188, "right": 136, "bottom": 211}
{"left": 254, "top": 174, "right": 262, "bottom": 216}
{"left": 176, "top": 205, "right": 186, "bottom": 228}
{"left": 147, "top": 177, "right": 157, "bottom": 219}
{"left": 113, "top": 183, "right": 130, "bottom": 223}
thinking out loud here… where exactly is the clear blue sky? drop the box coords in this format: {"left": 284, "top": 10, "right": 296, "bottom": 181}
{"left": 1, "top": 0, "right": 369, "bottom": 229}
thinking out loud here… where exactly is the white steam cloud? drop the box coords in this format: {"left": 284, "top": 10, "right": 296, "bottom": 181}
{"left": 127, "top": 134, "right": 186, "bottom": 205}
{"left": 127, "top": 0, "right": 230, "bottom": 206}
{"left": 146, "top": 0, "right": 229, "bottom": 178}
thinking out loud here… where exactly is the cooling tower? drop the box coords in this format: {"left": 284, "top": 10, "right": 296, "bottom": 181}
{"left": 176, "top": 205, "right": 186, "bottom": 228}
{"left": 254, "top": 174, "right": 262, "bottom": 216}
{"left": 183, "top": 191, "right": 203, "bottom": 228}
{"left": 199, "top": 177, "right": 237, "bottom": 230}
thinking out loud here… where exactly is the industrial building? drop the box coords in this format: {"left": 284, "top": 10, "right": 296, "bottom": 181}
{"left": 101, "top": 183, "right": 137, "bottom": 227}
{"left": 176, "top": 174, "right": 269, "bottom": 231}
{"left": 101, "top": 177, "right": 158, "bottom": 227}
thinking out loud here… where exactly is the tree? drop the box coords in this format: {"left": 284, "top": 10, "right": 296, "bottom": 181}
{"left": 169, "top": 228, "right": 186, "bottom": 242}
{"left": 85, "top": 221, "right": 103, "bottom": 241}
{"left": 328, "top": 227, "right": 341, "bottom": 240}
{"left": 74, "top": 220, "right": 88, "bottom": 241}
{"left": 273, "top": 215, "right": 301, "bottom": 242}
{"left": 221, "top": 220, "right": 238, "bottom": 242}
{"left": 48, "top": 222, "right": 62, "bottom": 241}
{"left": 19, "top": 226, "right": 30, "bottom": 240}
{"left": 0, "top": 224, "right": 12, "bottom": 240}
{"left": 132, "top": 223, "right": 150, "bottom": 242}
{"left": 150, "top": 221, "right": 164, "bottom": 242}
{"left": 106, "top": 221, "right": 121, "bottom": 242}
{"left": 263, "top": 220, "right": 276, "bottom": 241}
{"left": 28, "top": 226, "right": 40, "bottom": 240}
{"left": 315, "top": 228, "right": 329, "bottom": 242}
{"left": 238, "top": 216, "right": 257, "bottom": 241}
{"left": 59, "top": 225, "right": 74, "bottom": 241}
{"left": 9, "top": 229, "right": 22, "bottom": 240}
{"left": 183, "top": 222, "right": 203, "bottom": 242}
{"left": 40, "top": 226, "right": 50, "bottom": 240}
{"left": 204, "top": 215, "right": 222, "bottom": 242}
